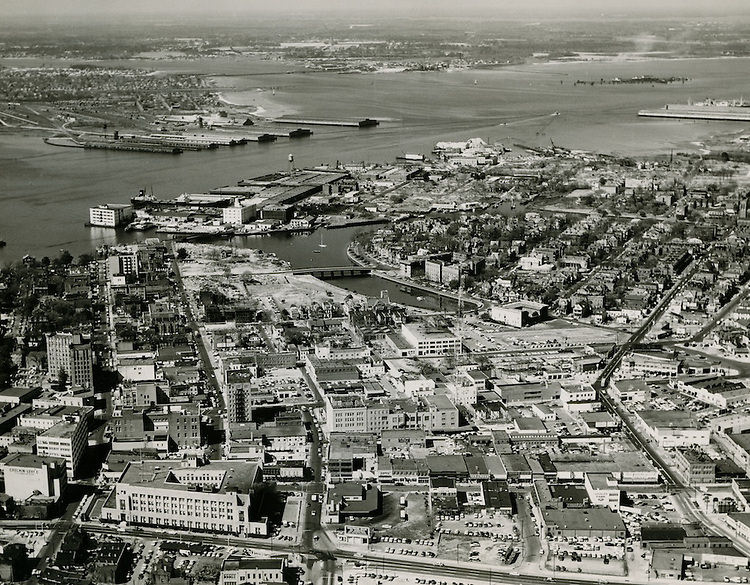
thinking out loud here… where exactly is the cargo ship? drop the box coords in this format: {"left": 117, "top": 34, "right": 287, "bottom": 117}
{"left": 639, "top": 98, "right": 750, "bottom": 122}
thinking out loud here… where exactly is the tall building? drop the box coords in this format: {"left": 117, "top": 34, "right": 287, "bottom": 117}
{"left": 19, "top": 404, "right": 93, "bottom": 478}
{"left": 46, "top": 333, "right": 94, "bottom": 389}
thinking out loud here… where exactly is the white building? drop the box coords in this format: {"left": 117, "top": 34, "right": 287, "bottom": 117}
{"left": 19, "top": 405, "right": 92, "bottom": 478}
{"left": 490, "top": 301, "right": 549, "bottom": 328}
{"left": 89, "top": 204, "right": 134, "bottom": 228}
{"left": 560, "top": 383, "right": 597, "bottom": 404}
{"left": 584, "top": 472, "right": 620, "bottom": 511}
{"left": 219, "top": 557, "right": 284, "bottom": 585}
{"left": 0, "top": 453, "right": 67, "bottom": 503}
{"left": 676, "top": 376, "right": 750, "bottom": 410}
{"left": 636, "top": 409, "right": 710, "bottom": 448}
{"left": 101, "top": 460, "right": 268, "bottom": 536}
{"left": 222, "top": 199, "right": 256, "bottom": 225}
{"left": 400, "top": 322, "right": 460, "bottom": 357}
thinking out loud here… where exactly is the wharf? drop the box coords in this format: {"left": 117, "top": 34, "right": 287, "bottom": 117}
{"left": 85, "top": 141, "right": 182, "bottom": 154}
{"left": 273, "top": 117, "right": 379, "bottom": 128}
{"left": 638, "top": 106, "right": 750, "bottom": 122}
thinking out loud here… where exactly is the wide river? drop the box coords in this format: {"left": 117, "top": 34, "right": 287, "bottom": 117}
{"left": 1, "top": 54, "right": 749, "bottom": 304}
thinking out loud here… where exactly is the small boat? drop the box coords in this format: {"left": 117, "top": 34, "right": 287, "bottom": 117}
{"left": 318, "top": 232, "right": 327, "bottom": 248}
{"left": 416, "top": 296, "right": 424, "bottom": 301}
{"left": 313, "top": 249, "right": 321, "bottom": 254}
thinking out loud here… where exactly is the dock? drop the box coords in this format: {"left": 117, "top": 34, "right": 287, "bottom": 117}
{"left": 272, "top": 117, "right": 379, "bottom": 128}
{"left": 638, "top": 107, "right": 750, "bottom": 122}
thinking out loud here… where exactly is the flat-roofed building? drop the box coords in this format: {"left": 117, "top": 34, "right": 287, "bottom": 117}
{"left": 219, "top": 556, "right": 284, "bottom": 585}
{"left": 0, "top": 453, "right": 67, "bottom": 503}
{"left": 490, "top": 301, "right": 549, "bottom": 328}
{"left": 20, "top": 405, "right": 92, "bottom": 478}
{"left": 400, "top": 321, "right": 460, "bottom": 357}
{"left": 89, "top": 204, "right": 134, "bottom": 228}
{"left": 0, "top": 387, "right": 42, "bottom": 407}
{"left": 101, "top": 460, "right": 267, "bottom": 536}
{"left": 494, "top": 381, "right": 561, "bottom": 406}
{"left": 676, "top": 376, "right": 750, "bottom": 410}
{"left": 584, "top": 472, "right": 621, "bottom": 511}
{"left": 222, "top": 199, "right": 257, "bottom": 225}
{"left": 636, "top": 409, "right": 710, "bottom": 448}
{"left": 46, "top": 333, "right": 94, "bottom": 389}
{"left": 541, "top": 506, "right": 626, "bottom": 539}
{"left": 674, "top": 448, "right": 715, "bottom": 484}
{"left": 610, "top": 379, "right": 650, "bottom": 402}
{"left": 419, "top": 394, "right": 459, "bottom": 431}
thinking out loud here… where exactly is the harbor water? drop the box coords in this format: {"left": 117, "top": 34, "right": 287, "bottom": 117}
{"left": 2, "top": 55, "right": 750, "bottom": 304}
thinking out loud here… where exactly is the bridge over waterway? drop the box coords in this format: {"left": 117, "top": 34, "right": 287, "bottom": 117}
{"left": 291, "top": 265, "right": 375, "bottom": 278}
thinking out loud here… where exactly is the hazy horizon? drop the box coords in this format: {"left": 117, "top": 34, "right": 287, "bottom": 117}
{"left": 3, "top": 0, "right": 750, "bottom": 20}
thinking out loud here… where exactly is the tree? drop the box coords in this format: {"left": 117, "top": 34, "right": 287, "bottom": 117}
{"left": 176, "top": 248, "right": 189, "bottom": 260}
{"left": 57, "top": 368, "right": 69, "bottom": 390}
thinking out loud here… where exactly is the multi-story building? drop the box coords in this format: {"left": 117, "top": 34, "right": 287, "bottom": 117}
{"left": 674, "top": 448, "right": 715, "bottom": 484}
{"left": 219, "top": 557, "right": 284, "bottom": 585}
{"left": 424, "top": 259, "right": 443, "bottom": 283}
{"left": 110, "top": 404, "right": 202, "bottom": 453}
{"left": 325, "top": 393, "right": 459, "bottom": 434}
{"left": 0, "top": 453, "right": 67, "bottom": 503}
{"left": 328, "top": 433, "right": 378, "bottom": 483}
{"left": 222, "top": 199, "right": 257, "bottom": 225}
{"left": 89, "top": 204, "right": 134, "bottom": 228}
{"left": 490, "top": 301, "right": 549, "bottom": 328}
{"left": 326, "top": 395, "right": 368, "bottom": 432}
{"left": 560, "top": 383, "right": 597, "bottom": 404}
{"left": 418, "top": 395, "right": 459, "bottom": 431}
{"left": 584, "top": 472, "right": 621, "bottom": 511}
{"left": 19, "top": 405, "right": 92, "bottom": 478}
{"left": 45, "top": 333, "right": 94, "bottom": 389}
{"left": 101, "top": 460, "right": 268, "bottom": 536}
{"left": 399, "top": 322, "right": 461, "bottom": 357}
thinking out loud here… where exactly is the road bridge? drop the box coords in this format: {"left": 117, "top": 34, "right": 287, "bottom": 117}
{"left": 292, "top": 265, "right": 374, "bottom": 278}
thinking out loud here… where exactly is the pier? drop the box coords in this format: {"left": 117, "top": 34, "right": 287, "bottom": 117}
{"left": 272, "top": 117, "right": 379, "bottom": 128}
{"left": 638, "top": 107, "right": 750, "bottom": 122}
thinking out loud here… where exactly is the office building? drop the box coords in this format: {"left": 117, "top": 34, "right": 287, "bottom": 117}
{"left": 46, "top": 333, "right": 94, "bottom": 389}
{"left": 89, "top": 204, "right": 134, "bottom": 228}
{"left": 101, "top": 460, "right": 268, "bottom": 536}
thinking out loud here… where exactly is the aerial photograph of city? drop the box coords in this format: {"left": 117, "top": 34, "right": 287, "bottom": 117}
{"left": 4, "top": 0, "right": 750, "bottom": 584}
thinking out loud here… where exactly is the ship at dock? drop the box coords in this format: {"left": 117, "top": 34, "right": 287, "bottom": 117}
{"left": 639, "top": 98, "right": 750, "bottom": 122}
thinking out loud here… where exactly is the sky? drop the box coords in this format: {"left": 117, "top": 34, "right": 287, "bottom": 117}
{"left": 3, "top": 0, "right": 750, "bottom": 19}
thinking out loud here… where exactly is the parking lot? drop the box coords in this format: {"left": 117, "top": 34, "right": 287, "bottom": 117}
{"left": 436, "top": 509, "right": 521, "bottom": 565}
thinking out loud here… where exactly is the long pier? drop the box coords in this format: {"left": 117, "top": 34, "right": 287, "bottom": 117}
{"left": 638, "top": 107, "right": 750, "bottom": 122}
{"left": 273, "top": 117, "right": 379, "bottom": 128}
